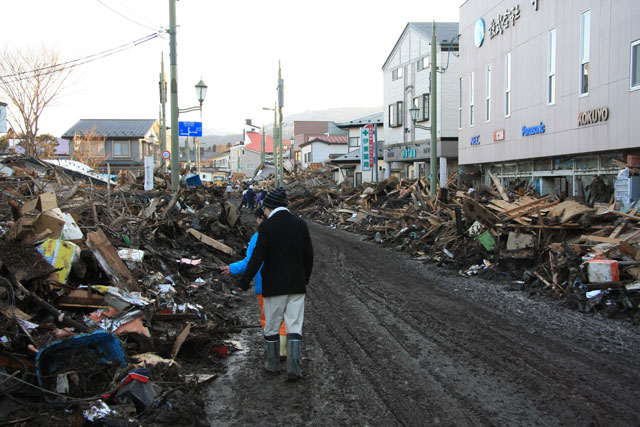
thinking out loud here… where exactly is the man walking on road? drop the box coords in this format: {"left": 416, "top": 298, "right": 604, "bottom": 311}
{"left": 238, "top": 187, "right": 313, "bottom": 382}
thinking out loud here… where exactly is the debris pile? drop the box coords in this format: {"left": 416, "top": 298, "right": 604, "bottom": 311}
{"left": 285, "top": 168, "right": 640, "bottom": 322}
{"left": 0, "top": 155, "right": 255, "bottom": 425}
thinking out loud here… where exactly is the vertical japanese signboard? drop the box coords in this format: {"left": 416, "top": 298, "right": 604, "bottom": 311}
{"left": 360, "top": 124, "right": 375, "bottom": 172}
{"left": 0, "top": 102, "right": 6, "bottom": 134}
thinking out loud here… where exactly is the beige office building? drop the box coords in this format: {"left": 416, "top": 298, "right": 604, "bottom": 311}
{"left": 459, "top": 0, "right": 640, "bottom": 196}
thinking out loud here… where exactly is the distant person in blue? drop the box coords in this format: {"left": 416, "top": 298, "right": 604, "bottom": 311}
{"left": 256, "top": 188, "right": 267, "bottom": 207}
{"left": 220, "top": 207, "right": 287, "bottom": 355}
{"left": 245, "top": 185, "right": 256, "bottom": 210}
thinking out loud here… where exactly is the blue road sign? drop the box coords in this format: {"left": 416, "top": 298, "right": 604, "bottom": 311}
{"left": 178, "top": 121, "right": 203, "bottom": 137}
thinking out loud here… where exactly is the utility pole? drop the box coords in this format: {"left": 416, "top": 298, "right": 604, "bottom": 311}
{"left": 169, "top": 0, "right": 180, "bottom": 190}
{"left": 429, "top": 21, "right": 438, "bottom": 198}
{"left": 277, "top": 62, "right": 284, "bottom": 188}
{"left": 159, "top": 53, "right": 167, "bottom": 174}
{"left": 271, "top": 102, "right": 277, "bottom": 185}
{"left": 261, "top": 125, "right": 265, "bottom": 165}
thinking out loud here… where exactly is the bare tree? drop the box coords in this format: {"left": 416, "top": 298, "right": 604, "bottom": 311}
{"left": 71, "top": 127, "right": 109, "bottom": 169}
{"left": 0, "top": 45, "right": 73, "bottom": 157}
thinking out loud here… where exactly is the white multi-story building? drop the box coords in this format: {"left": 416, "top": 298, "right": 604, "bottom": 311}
{"left": 299, "top": 135, "right": 348, "bottom": 169}
{"left": 459, "top": 0, "right": 640, "bottom": 197}
{"left": 382, "top": 22, "right": 460, "bottom": 180}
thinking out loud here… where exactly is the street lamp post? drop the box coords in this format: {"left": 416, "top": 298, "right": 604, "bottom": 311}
{"left": 408, "top": 23, "right": 438, "bottom": 198}
{"left": 177, "top": 79, "right": 207, "bottom": 181}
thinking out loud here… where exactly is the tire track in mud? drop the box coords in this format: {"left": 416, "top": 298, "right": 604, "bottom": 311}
{"left": 308, "top": 222, "right": 640, "bottom": 426}
{"left": 309, "top": 229, "right": 492, "bottom": 426}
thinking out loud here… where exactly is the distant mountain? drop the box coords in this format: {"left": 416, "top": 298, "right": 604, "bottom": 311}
{"left": 197, "top": 133, "right": 242, "bottom": 149}
{"left": 283, "top": 107, "right": 382, "bottom": 126}
{"left": 202, "top": 127, "right": 229, "bottom": 137}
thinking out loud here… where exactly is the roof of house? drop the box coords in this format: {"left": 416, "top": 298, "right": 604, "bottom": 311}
{"left": 62, "top": 119, "right": 157, "bottom": 139}
{"left": 331, "top": 147, "right": 385, "bottom": 163}
{"left": 336, "top": 112, "right": 384, "bottom": 128}
{"left": 244, "top": 131, "right": 290, "bottom": 153}
{"left": 299, "top": 135, "right": 348, "bottom": 149}
{"left": 203, "top": 150, "right": 230, "bottom": 159}
{"left": 382, "top": 22, "right": 459, "bottom": 70}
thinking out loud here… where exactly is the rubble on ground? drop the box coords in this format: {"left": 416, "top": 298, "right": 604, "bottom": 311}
{"left": 0, "top": 155, "right": 255, "bottom": 425}
{"left": 283, "top": 166, "right": 640, "bottom": 323}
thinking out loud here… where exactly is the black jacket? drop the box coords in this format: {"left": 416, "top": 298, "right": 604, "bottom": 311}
{"left": 239, "top": 209, "right": 313, "bottom": 296}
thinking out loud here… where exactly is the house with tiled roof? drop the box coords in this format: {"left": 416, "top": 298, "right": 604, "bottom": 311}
{"left": 298, "top": 134, "right": 349, "bottom": 169}
{"left": 229, "top": 131, "right": 290, "bottom": 178}
{"left": 62, "top": 119, "right": 159, "bottom": 175}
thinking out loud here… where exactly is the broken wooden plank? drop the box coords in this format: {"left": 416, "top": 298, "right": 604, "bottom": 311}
{"left": 462, "top": 198, "right": 501, "bottom": 228}
{"left": 581, "top": 235, "right": 623, "bottom": 244}
{"left": 187, "top": 228, "right": 234, "bottom": 255}
{"left": 171, "top": 322, "right": 191, "bottom": 359}
{"left": 488, "top": 170, "right": 509, "bottom": 202}
{"left": 86, "top": 228, "right": 138, "bottom": 291}
{"left": 547, "top": 200, "right": 595, "bottom": 224}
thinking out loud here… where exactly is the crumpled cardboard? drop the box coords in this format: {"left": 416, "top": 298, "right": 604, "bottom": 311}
{"left": 36, "top": 238, "right": 80, "bottom": 283}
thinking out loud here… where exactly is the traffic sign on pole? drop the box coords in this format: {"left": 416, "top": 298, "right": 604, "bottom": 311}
{"left": 178, "top": 121, "right": 203, "bottom": 137}
{"left": 162, "top": 150, "right": 171, "bottom": 160}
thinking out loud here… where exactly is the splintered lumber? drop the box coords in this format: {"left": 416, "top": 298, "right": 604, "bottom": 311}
{"left": 462, "top": 198, "right": 501, "bottom": 228}
{"left": 187, "top": 228, "right": 234, "bottom": 255}
{"left": 171, "top": 322, "right": 192, "bottom": 359}
{"left": 488, "top": 170, "right": 509, "bottom": 202}
{"left": 581, "top": 235, "right": 623, "bottom": 244}
{"left": 162, "top": 188, "right": 183, "bottom": 219}
{"left": 86, "top": 228, "right": 138, "bottom": 291}
{"left": 547, "top": 200, "right": 595, "bottom": 224}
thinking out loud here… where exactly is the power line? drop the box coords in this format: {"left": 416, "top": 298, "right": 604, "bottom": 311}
{"left": 96, "top": 0, "right": 162, "bottom": 32}
{"left": 0, "top": 33, "right": 159, "bottom": 84}
{"left": 112, "top": 0, "right": 163, "bottom": 31}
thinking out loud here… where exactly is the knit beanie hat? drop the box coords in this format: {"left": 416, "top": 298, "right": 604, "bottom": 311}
{"left": 262, "top": 187, "right": 288, "bottom": 209}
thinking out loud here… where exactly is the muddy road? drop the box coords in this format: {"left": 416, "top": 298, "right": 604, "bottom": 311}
{"left": 205, "top": 219, "right": 640, "bottom": 426}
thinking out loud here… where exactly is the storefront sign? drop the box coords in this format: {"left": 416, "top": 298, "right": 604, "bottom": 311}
{"left": 578, "top": 107, "right": 609, "bottom": 126}
{"left": 493, "top": 130, "right": 505, "bottom": 141}
{"left": 488, "top": 5, "right": 521, "bottom": 39}
{"left": 402, "top": 148, "right": 416, "bottom": 159}
{"left": 522, "top": 122, "right": 545, "bottom": 136}
{"left": 470, "top": 135, "right": 480, "bottom": 146}
{"left": 360, "top": 124, "right": 376, "bottom": 171}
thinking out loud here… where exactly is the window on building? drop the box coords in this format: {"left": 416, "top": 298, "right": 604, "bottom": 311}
{"left": 392, "top": 67, "right": 403, "bottom": 80}
{"left": 417, "top": 57, "right": 429, "bottom": 71}
{"left": 86, "top": 141, "right": 105, "bottom": 157}
{"left": 388, "top": 104, "right": 396, "bottom": 127}
{"left": 548, "top": 28, "right": 556, "bottom": 104}
{"left": 469, "top": 71, "right": 475, "bottom": 126}
{"left": 246, "top": 163, "right": 253, "bottom": 170}
{"left": 580, "top": 10, "right": 590, "bottom": 95}
{"left": 631, "top": 39, "right": 640, "bottom": 90}
{"left": 485, "top": 63, "right": 491, "bottom": 122}
{"left": 421, "top": 93, "right": 430, "bottom": 121}
{"left": 113, "top": 141, "right": 130, "bottom": 157}
{"left": 348, "top": 137, "right": 360, "bottom": 151}
{"left": 505, "top": 52, "right": 511, "bottom": 117}
{"left": 458, "top": 77, "right": 463, "bottom": 129}
{"left": 396, "top": 101, "right": 403, "bottom": 127}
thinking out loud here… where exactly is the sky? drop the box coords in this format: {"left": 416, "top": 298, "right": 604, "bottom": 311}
{"left": 2, "top": 0, "right": 461, "bottom": 137}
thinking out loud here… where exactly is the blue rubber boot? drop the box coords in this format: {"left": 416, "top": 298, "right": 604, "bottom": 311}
{"left": 286, "top": 333, "right": 302, "bottom": 382}
{"left": 264, "top": 335, "right": 280, "bottom": 374}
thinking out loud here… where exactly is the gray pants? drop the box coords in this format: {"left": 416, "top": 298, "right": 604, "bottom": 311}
{"left": 263, "top": 294, "right": 305, "bottom": 336}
